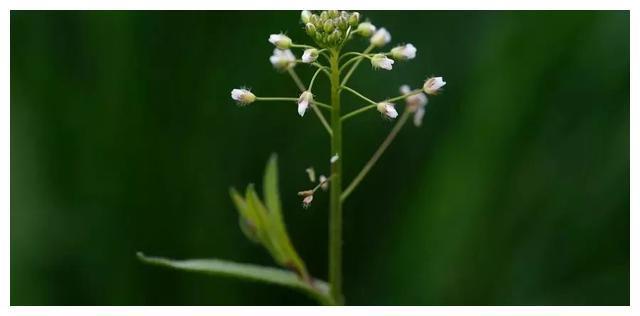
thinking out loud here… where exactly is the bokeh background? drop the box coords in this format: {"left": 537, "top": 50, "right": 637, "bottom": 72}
{"left": 11, "top": 11, "right": 629, "bottom": 305}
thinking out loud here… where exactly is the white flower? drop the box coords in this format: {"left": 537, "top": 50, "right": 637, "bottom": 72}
{"left": 302, "top": 48, "right": 319, "bottom": 63}
{"left": 319, "top": 175, "right": 329, "bottom": 191}
{"left": 371, "top": 54, "right": 394, "bottom": 70}
{"left": 423, "top": 77, "right": 446, "bottom": 95}
{"left": 268, "top": 33, "right": 292, "bottom": 50}
{"left": 400, "top": 85, "right": 428, "bottom": 111}
{"left": 413, "top": 107, "right": 426, "bottom": 127}
{"left": 300, "top": 10, "right": 312, "bottom": 24}
{"left": 230, "top": 88, "right": 256, "bottom": 105}
{"left": 302, "top": 194, "right": 314, "bottom": 208}
{"left": 357, "top": 22, "right": 376, "bottom": 37}
{"left": 330, "top": 154, "right": 339, "bottom": 163}
{"left": 305, "top": 167, "right": 316, "bottom": 182}
{"left": 400, "top": 84, "right": 428, "bottom": 125}
{"left": 297, "top": 91, "right": 313, "bottom": 117}
{"left": 391, "top": 43, "right": 417, "bottom": 60}
{"left": 370, "top": 27, "right": 391, "bottom": 47}
{"left": 400, "top": 84, "right": 412, "bottom": 95}
{"left": 269, "top": 49, "right": 296, "bottom": 70}
{"left": 377, "top": 102, "right": 398, "bottom": 119}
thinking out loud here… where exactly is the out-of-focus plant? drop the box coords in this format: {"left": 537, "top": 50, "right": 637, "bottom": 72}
{"left": 139, "top": 10, "right": 446, "bottom": 305}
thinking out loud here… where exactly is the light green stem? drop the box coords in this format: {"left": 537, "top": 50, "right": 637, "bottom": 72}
{"left": 341, "top": 89, "right": 424, "bottom": 122}
{"left": 328, "top": 48, "right": 344, "bottom": 305}
{"left": 342, "top": 110, "right": 412, "bottom": 201}
{"left": 341, "top": 44, "right": 374, "bottom": 86}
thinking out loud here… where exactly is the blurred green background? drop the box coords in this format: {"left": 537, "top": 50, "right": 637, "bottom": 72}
{"left": 11, "top": 11, "right": 629, "bottom": 305}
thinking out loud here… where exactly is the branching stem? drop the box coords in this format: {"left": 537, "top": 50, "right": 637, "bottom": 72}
{"left": 342, "top": 110, "right": 412, "bottom": 201}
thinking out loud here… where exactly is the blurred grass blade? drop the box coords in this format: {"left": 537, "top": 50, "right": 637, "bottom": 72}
{"left": 137, "top": 252, "right": 333, "bottom": 305}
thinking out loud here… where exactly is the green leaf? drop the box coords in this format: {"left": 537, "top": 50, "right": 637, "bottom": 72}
{"left": 246, "top": 184, "right": 287, "bottom": 264}
{"left": 263, "top": 153, "right": 282, "bottom": 218}
{"left": 230, "top": 187, "right": 260, "bottom": 243}
{"left": 137, "top": 252, "right": 333, "bottom": 305}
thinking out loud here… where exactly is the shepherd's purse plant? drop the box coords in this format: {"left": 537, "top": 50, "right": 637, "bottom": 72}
{"left": 138, "top": 10, "right": 446, "bottom": 305}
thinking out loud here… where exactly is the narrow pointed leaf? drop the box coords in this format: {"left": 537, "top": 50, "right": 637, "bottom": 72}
{"left": 263, "top": 153, "right": 282, "bottom": 218}
{"left": 137, "top": 252, "right": 333, "bottom": 305}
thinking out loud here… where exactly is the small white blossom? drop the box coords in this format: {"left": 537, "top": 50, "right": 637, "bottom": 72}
{"left": 413, "top": 107, "right": 426, "bottom": 127}
{"left": 302, "top": 48, "right": 319, "bottom": 63}
{"left": 400, "top": 84, "right": 411, "bottom": 95}
{"left": 370, "top": 27, "right": 391, "bottom": 47}
{"left": 357, "top": 22, "right": 376, "bottom": 37}
{"left": 269, "top": 49, "right": 296, "bottom": 70}
{"left": 371, "top": 54, "right": 394, "bottom": 70}
{"left": 391, "top": 43, "right": 417, "bottom": 60}
{"left": 268, "top": 33, "right": 292, "bottom": 50}
{"left": 297, "top": 91, "right": 313, "bottom": 117}
{"left": 377, "top": 102, "right": 398, "bottom": 119}
{"left": 305, "top": 167, "right": 316, "bottom": 182}
{"left": 302, "top": 195, "right": 314, "bottom": 208}
{"left": 330, "top": 154, "right": 339, "bottom": 163}
{"left": 400, "top": 85, "right": 428, "bottom": 111}
{"left": 423, "top": 77, "right": 446, "bottom": 95}
{"left": 319, "top": 175, "right": 329, "bottom": 191}
{"left": 230, "top": 88, "right": 256, "bottom": 105}
{"left": 300, "top": 10, "right": 312, "bottom": 24}
{"left": 400, "top": 85, "right": 428, "bottom": 125}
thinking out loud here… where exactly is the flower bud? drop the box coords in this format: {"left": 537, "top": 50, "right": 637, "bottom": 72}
{"left": 349, "top": 12, "right": 360, "bottom": 27}
{"left": 269, "top": 49, "right": 296, "bottom": 71}
{"left": 337, "top": 17, "right": 348, "bottom": 31}
{"left": 302, "top": 195, "right": 314, "bottom": 208}
{"left": 391, "top": 43, "right": 417, "bottom": 60}
{"left": 327, "top": 10, "right": 339, "bottom": 18}
{"left": 357, "top": 22, "right": 376, "bottom": 37}
{"left": 231, "top": 88, "right": 256, "bottom": 105}
{"left": 370, "top": 27, "right": 391, "bottom": 47}
{"left": 305, "top": 23, "right": 316, "bottom": 37}
{"left": 309, "top": 14, "right": 319, "bottom": 26}
{"left": 323, "top": 19, "right": 335, "bottom": 33}
{"left": 423, "top": 77, "right": 446, "bottom": 95}
{"left": 297, "top": 91, "right": 313, "bottom": 117}
{"left": 319, "top": 175, "right": 329, "bottom": 191}
{"left": 377, "top": 102, "right": 399, "bottom": 119}
{"left": 268, "top": 33, "right": 292, "bottom": 50}
{"left": 301, "top": 10, "right": 312, "bottom": 23}
{"left": 371, "top": 53, "right": 394, "bottom": 70}
{"left": 302, "top": 48, "right": 319, "bottom": 63}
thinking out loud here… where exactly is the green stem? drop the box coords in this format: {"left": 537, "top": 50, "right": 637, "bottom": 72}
{"left": 341, "top": 86, "right": 377, "bottom": 104}
{"left": 341, "top": 44, "right": 375, "bottom": 86}
{"left": 328, "top": 48, "right": 344, "bottom": 305}
{"left": 287, "top": 68, "right": 306, "bottom": 92}
{"left": 341, "top": 110, "right": 412, "bottom": 202}
{"left": 254, "top": 97, "right": 332, "bottom": 111}
{"left": 341, "top": 104, "right": 378, "bottom": 121}
{"left": 341, "top": 89, "right": 424, "bottom": 122}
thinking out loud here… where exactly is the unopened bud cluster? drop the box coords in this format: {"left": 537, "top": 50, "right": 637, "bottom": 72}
{"left": 302, "top": 10, "right": 360, "bottom": 48}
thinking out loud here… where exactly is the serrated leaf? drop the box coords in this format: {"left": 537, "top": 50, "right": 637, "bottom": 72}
{"left": 137, "top": 252, "right": 333, "bottom": 305}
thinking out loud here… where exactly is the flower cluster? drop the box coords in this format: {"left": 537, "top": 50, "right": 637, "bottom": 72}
{"left": 230, "top": 10, "right": 446, "bottom": 209}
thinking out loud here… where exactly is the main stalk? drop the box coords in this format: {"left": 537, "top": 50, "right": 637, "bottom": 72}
{"left": 328, "top": 49, "right": 344, "bottom": 305}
